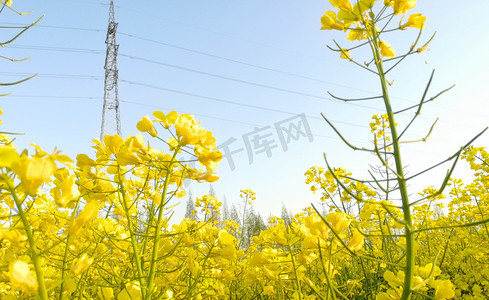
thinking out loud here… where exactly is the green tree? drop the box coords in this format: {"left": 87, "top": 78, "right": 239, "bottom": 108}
{"left": 184, "top": 190, "right": 196, "bottom": 220}
{"left": 280, "top": 203, "right": 293, "bottom": 227}
{"left": 207, "top": 185, "right": 221, "bottom": 223}
{"left": 222, "top": 195, "right": 230, "bottom": 221}
{"left": 243, "top": 209, "right": 266, "bottom": 248}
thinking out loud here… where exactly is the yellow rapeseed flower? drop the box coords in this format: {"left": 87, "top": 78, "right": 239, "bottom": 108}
{"left": 262, "top": 286, "right": 275, "bottom": 295}
{"left": 348, "top": 229, "right": 364, "bottom": 251}
{"left": 97, "top": 287, "right": 114, "bottom": 299}
{"left": 71, "top": 253, "right": 94, "bottom": 276}
{"left": 321, "top": 11, "right": 344, "bottom": 30}
{"left": 400, "top": 13, "right": 426, "bottom": 29}
{"left": 433, "top": 280, "right": 455, "bottom": 300}
{"left": 379, "top": 40, "right": 395, "bottom": 58}
{"left": 0, "top": 145, "right": 19, "bottom": 168}
{"left": 11, "top": 154, "right": 56, "bottom": 194}
{"left": 392, "top": 0, "right": 416, "bottom": 15}
{"left": 153, "top": 110, "right": 178, "bottom": 129}
{"left": 136, "top": 115, "right": 158, "bottom": 137}
{"left": 52, "top": 168, "right": 81, "bottom": 207}
{"left": 194, "top": 145, "right": 222, "bottom": 171}
{"left": 326, "top": 211, "right": 351, "bottom": 232}
{"left": 69, "top": 201, "right": 101, "bottom": 235}
{"left": 9, "top": 260, "right": 37, "bottom": 293}
{"left": 347, "top": 25, "right": 367, "bottom": 41}
{"left": 103, "top": 135, "right": 125, "bottom": 154}
{"left": 329, "top": 0, "right": 353, "bottom": 13}
{"left": 1, "top": 0, "right": 12, "bottom": 7}
{"left": 340, "top": 49, "right": 352, "bottom": 60}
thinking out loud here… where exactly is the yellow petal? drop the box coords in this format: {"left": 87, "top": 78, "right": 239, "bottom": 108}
{"left": 379, "top": 40, "right": 396, "bottom": 58}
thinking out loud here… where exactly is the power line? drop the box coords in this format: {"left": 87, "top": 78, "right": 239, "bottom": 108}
{"left": 6, "top": 37, "right": 386, "bottom": 99}
{"left": 3, "top": 86, "right": 367, "bottom": 129}
{"left": 0, "top": 71, "right": 479, "bottom": 133}
{"left": 0, "top": 71, "right": 473, "bottom": 132}
{"left": 0, "top": 22, "right": 104, "bottom": 32}
{"left": 56, "top": 0, "right": 107, "bottom": 5}
{"left": 120, "top": 99, "right": 351, "bottom": 142}
{"left": 5, "top": 93, "right": 477, "bottom": 148}
{"left": 120, "top": 53, "right": 378, "bottom": 107}
{"left": 10, "top": 41, "right": 393, "bottom": 104}
{"left": 8, "top": 44, "right": 103, "bottom": 54}
{"left": 0, "top": 71, "right": 103, "bottom": 80}
{"left": 0, "top": 24, "right": 418, "bottom": 109}
{"left": 16, "top": 1, "right": 333, "bottom": 64}
{"left": 0, "top": 69, "right": 379, "bottom": 115}
{"left": 0, "top": 23, "right": 404, "bottom": 102}
{"left": 5, "top": 42, "right": 465, "bottom": 121}
{"left": 114, "top": 5, "right": 329, "bottom": 62}
{"left": 3, "top": 93, "right": 362, "bottom": 141}
{"left": 118, "top": 79, "right": 367, "bottom": 127}
{"left": 117, "top": 32, "right": 382, "bottom": 96}
{"left": 7, "top": 94, "right": 101, "bottom": 100}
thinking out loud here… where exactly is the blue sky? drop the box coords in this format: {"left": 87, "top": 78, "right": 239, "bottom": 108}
{"left": 1, "top": 0, "right": 488, "bottom": 220}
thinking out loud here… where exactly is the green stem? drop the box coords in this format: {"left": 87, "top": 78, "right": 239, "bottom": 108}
{"left": 138, "top": 172, "right": 157, "bottom": 278}
{"left": 58, "top": 195, "right": 85, "bottom": 299}
{"left": 145, "top": 150, "right": 179, "bottom": 299}
{"left": 370, "top": 23, "right": 415, "bottom": 300}
{"left": 117, "top": 167, "right": 147, "bottom": 299}
{"left": 287, "top": 227, "right": 302, "bottom": 300}
{"left": 239, "top": 197, "right": 248, "bottom": 248}
{"left": 7, "top": 182, "right": 49, "bottom": 300}
{"left": 184, "top": 243, "right": 215, "bottom": 298}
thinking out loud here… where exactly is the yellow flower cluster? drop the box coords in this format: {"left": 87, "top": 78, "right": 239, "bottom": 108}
{"left": 1, "top": 0, "right": 484, "bottom": 298}
{"left": 1, "top": 106, "right": 487, "bottom": 299}
{"left": 321, "top": 0, "right": 426, "bottom": 59}
{"left": 370, "top": 113, "right": 397, "bottom": 141}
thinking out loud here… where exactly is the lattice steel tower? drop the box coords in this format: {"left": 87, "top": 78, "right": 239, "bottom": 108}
{"left": 100, "top": 0, "right": 121, "bottom": 140}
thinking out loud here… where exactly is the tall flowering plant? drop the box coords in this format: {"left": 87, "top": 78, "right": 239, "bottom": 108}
{"left": 317, "top": 0, "right": 486, "bottom": 299}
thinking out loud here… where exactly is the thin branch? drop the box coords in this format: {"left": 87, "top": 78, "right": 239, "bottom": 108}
{"left": 378, "top": 13, "right": 396, "bottom": 35}
{"left": 397, "top": 83, "right": 455, "bottom": 116}
{"left": 373, "top": 135, "right": 401, "bottom": 179}
{"left": 413, "top": 217, "right": 489, "bottom": 234}
{"left": 438, "top": 229, "right": 454, "bottom": 270}
{"left": 0, "top": 73, "right": 37, "bottom": 86}
{"left": 405, "top": 127, "right": 487, "bottom": 181}
{"left": 0, "top": 131, "right": 24, "bottom": 135}
{"left": 322, "top": 154, "right": 401, "bottom": 207}
{"left": 399, "top": 118, "right": 438, "bottom": 144}
{"left": 409, "top": 148, "right": 460, "bottom": 207}
{"left": 312, "top": 204, "right": 358, "bottom": 257}
{"left": 367, "top": 170, "right": 388, "bottom": 193}
{"left": 374, "top": 8, "right": 391, "bottom": 22}
{"left": 327, "top": 39, "right": 370, "bottom": 52}
{"left": 416, "top": 31, "right": 437, "bottom": 52}
{"left": 0, "top": 54, "right": 30, "bottom": 62}
{"left": 327, "top": 91, "right": 383, "bottom": 102}
{"left": 384, "top": 32, "right": 435, "bottom": 75}
{"left": 380, "top": 202, "right": 406, "bottom": 226}
{"left": 329, "top": 40, "right": 379, "bottom": 75}
{"left": 342, "top": 171, "right": 399, "bottom": 184}
{"left": 321, "top": 113, "right": 374, "bottom": 152}
{"left": 397, "top": 68, "right": 436, "bottom": 136}
{"left": 384, "top": 28, "right": 425, "bottom": 74}
{"left": 0, "top": 15, "right": 43, "bottom": 46}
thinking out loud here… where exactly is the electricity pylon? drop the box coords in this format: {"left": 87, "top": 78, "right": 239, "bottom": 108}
{"left": 100, "top": 0, "right": 121, "bottom": 140}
